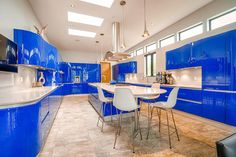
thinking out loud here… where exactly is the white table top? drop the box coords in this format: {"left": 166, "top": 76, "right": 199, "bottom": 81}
{"left": 89, "top": 83, "right": 167, "bottom": 97}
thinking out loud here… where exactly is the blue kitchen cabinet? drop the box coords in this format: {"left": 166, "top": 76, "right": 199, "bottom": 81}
{"left": 46, "top": 44, "right": 57, "bottom": 70}
{"left": 166, "top": 44, "right": 191, "bottom": 70}
{"left": 60, "top": 62, "right": 72, "bottom": 83}
{"left": 14, "top": 29, "right": 42, "bottom": 66}
{"left": 202, "top": 91, "right": 226, "bottom": 123}
{"left": 224, "top": 30, "right": 236, "bottom": 126}
{"left": 0, "top": 87, "right": 62, "bottom": 157}
{"left": 191, "top": 40, "right": 205, "bottom": 66}
{"left": 175, "top": 89, "right": 202, "bottom": 116}
{"left": 112, "top": 61, "right": 137, "bottom": 81}
{"left": 87, "top": 64, "right": 101, "bottom": 82}
{"left": 202, "top": 32, "right": 231, "bottom": 90}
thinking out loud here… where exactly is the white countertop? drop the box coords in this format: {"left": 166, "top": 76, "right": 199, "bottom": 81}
{"left": 0, "top": 86, "right": 58, "bottom": 108}
{"left": 125, "top": 82, "right": 202, "bottom": 90}
{"left": 89, "top": 83, "right": 167, "bottom": 97}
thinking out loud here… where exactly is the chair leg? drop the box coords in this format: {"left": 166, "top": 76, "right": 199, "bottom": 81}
{"left": 97, "top": 116, "right": 100, "bottom": 126}
{"left": 166, "top": 110, "right": 172, "bottom": 149}
{"left": 146, "top": 106, "right": 154, "bottom": 139}
{"left": 113, "top": 113, "right": 121, "bottom": 149}
{"left": 171, "top": 109, "right": 180, "bottom": 141}
{"left": 118, "top": 112, "right": 123, "bottom": 136}
{"left": 137, "top": 109, "right": 142, "bottom": 140}
{"left": 110, "top": 103, "right": 113, "bottom": 122}
{"left": 146, "top": 104, "right": 150, "bottom": 139}
{"left": 132, "top": 112, "right": 136, "bottom": 153}
{"left": 158, "top": 108, "right": 161, "bottom": 133}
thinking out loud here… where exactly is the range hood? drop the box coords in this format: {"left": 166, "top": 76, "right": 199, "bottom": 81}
{"left": 104, "top": 22, "right": 130, "bottom": 62}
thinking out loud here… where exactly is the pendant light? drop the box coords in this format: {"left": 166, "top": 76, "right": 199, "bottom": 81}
{"left": 142, "top": 0, "right": 150, "bottom": 37}
{"left": 120, "top": 0, "right": 126, "bottom": 49}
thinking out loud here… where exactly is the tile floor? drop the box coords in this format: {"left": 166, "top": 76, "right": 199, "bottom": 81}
{"left": 39, "top": 95, "right": 236, "bottom": 157}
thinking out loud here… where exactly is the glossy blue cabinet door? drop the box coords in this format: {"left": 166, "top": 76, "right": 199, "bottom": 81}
{"left": 225, "top": 93, "right": 236, "bottom": 126}
{"left": 178, "top": 44, "right": 191, "bottom": 68}
{"left": 202, "top": 91, "right": 226, "bottom": 123}
{"left": 60, "top": 62, "right": 72, "bottom": 83}
{"left": 46, "top": 45, "right": 57, "bottom": 69}
{"left": 191, "top": 40, "right": 205, "bottom": 66}
{"left": 87, "top": 64, "right": 101, "bottom": 82}
{"left": 202, "top": 33, "right": 230, "bottom": 90}
{"left": 14, "top": 29, "right": 42, "bottom": 66}
{"left": 166, "top": 51, "right": 174, "bottom": 70}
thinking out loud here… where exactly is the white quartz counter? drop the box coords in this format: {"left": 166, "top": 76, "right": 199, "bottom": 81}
{"left": 0, "top": 86, "right": 58, "bottom": 108}
{"left": 124, "top": 82, "right": 202, "bottom": 90}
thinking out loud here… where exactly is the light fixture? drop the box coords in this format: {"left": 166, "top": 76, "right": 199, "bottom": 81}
{"left": 68, "top": 11, "right": 104, "bottom": 26}
{"left": 142, "top": 0, "right": 150, "bottom": 37}
{"left": 68, "top": 28, "right": 96, "bottom": 38}
{"left": 120, "top": 0, "right": 126, "bottom": 49}
{"left": 80, "top": 0, "right": 114, "bottom": 8}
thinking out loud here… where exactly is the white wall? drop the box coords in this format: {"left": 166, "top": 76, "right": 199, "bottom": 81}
{"left": 0, "top": 0, "right": 42, "bottom": 88}
{"left": 125, "top": 0, "right": 236, "bottom": 74}
{"left": 60, "top": 50, "right": 103, "bottom": 64}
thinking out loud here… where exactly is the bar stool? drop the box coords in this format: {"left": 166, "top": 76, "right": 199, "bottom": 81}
{"left": 113, "top": 88, "right": 142, "bottom": 153}
{"left": 97, "top": 86, "right": 113, "bottom": 132}
{"left": 149, "top": 87, "right": 180, "bottom": 149}
{"left": 139, "top": 83, "right": 160, "bottom": 139}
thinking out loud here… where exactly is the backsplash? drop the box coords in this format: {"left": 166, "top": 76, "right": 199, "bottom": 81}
{"left": 125, "top": 67, "right": 202, "bottom": 87}
{"left": 0, "top": 66, "right": 37, "bottom": 88}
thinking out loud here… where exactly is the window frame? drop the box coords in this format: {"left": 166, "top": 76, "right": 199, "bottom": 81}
{"left": 144, "top": 52, "right": 156, "bottom": 77}
{"left": 207, "top": 7, "right": 236, "bottom": 31}
{"left": 178, "top": 22, "right": 203, "bottom": 41}
{"left": 159, "top": 34, "right": 175, "bottom": 48}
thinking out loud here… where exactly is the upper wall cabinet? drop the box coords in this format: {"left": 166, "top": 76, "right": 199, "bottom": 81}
{"left": 14, "top": 29, "right": 59, "bottom": 70}
{"left": 113, "top": 61, "right": 137, "bottom": 81}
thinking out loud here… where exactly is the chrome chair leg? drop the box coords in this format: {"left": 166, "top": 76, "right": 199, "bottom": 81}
{"left": 146, "top": 104, "right": 150, "bottom": 139}
{"left": 147, "top": 105, "right": 154, "bottom": 139}
{"left": 166, "top": 110, "right": 172, "bottom": 149}
{"left": 171, "top": 109, "right": 180, "bottom": 141}
{"left": 97, "top": 117, "right": 100, "bottom": 126}
{"left": 157, "top": 108, "right": 161, "bottom": 133}
{"left": 110, "top": 103, "right": 113, "bottom": 122}
{"left": 137, "top": 109, "right": 142, "bottom": 140}
{"left": 113, "top": 113, "right": 121, "bottom": 149}
{"left": 132, "top": 112, "right": 136, "bottom": 153}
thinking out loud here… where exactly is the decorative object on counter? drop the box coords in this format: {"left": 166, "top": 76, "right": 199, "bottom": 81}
{"left": 33, "top": 25, "right": 48, "bottom": 41}
{"left": 38, "top": 72, "right": 46, "bottom": 85}
{"left": 156, "top": 72, "right": 162, "bottom": 83}
{"left": 166, "top": 73, "right": 174, "bottom": 85}
{"left": 161, "top": 72, "right": 167, "bottom": 84}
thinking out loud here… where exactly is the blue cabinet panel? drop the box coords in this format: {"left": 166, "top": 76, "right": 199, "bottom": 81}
{"left": 202, "top": 91, "right": 226, "bottom": 123}
{"left": 202, "top": 33, "right": 231, "bottom": 90}
{"left": 225, "top": 93, "right": 236, "bottom": 126}
{"left": 113, "top": 61, "right": 137, "bottom": 81}
{"left": 14, "top": 29, "right": 42, "bottom": 66}
{"left": 60, "top": 62, "right": 72, "bottom": 83}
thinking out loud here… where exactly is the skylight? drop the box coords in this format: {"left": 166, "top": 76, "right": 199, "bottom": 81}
{"left": 68, "top": 28, "right": 96, "bottom": 38}
{"left": 80, "top": 0, "right": 114, "bottom": 8}
{"left": 68, "top": 12, "right": 104, "bottom": 26}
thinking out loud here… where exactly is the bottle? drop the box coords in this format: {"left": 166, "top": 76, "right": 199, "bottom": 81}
{"left": 38, "top": 72, "right": 45, "bottom": 86}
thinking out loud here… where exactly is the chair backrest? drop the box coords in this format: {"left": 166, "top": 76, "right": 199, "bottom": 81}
{"left": 216, "top": 132, "right": 236, "bottom": 157}
{"left": 151, "top": 83, "right": 160, "bottom": 89}
{"left": 113, "top": 88, "right": 138, "bottom": 112}
{"left": 97, "top": 86, "right": 107, "bottom": 102}
{"left": 166, "top": 87, "right": 179, "bottom": 108}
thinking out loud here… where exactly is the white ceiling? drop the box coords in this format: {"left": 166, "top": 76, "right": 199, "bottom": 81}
{"left": 28, "top": 0, "right": 213, "bottom": 54}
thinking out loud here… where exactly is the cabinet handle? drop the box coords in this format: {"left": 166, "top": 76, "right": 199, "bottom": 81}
{"left": 203, "top": 89, "right": 236, "bottom": 93}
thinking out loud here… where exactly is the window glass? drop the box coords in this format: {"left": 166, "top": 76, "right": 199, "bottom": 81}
{"left": 159, "top": 35, "right": 175, "bottom": 48}
{"left": 144, "top": 53, "right": 156, "bottom": 77}
{"left": 209, "top": 8, "right": 236, "bottom": 30}
{"left": 146, "top": 43, "right": 157, "bottom": 53}
{"left": 179, "top": 23, "right": 203, "bottom": 41}
{"left": 136, "top": 48, "right": 144, "bottom": 56}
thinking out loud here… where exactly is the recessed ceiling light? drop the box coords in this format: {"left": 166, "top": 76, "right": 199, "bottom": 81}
{"left": 70, "top": 4, "right": 75, "bottom": 8}
{"left": 68, "top": 28, "right": 96, "bottom": 38}
{"left": 80, "top": 0, "right": 114, "bottom": 8}
{"left": 68, "top": 11, "right": 104, "bottom": 26}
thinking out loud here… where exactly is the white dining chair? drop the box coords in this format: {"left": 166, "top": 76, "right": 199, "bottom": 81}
{"left": 139, "top": 83, "right": 161, "bottom": 139}
{"left": 149, "top": 87, "right": 180, "bottom": 149}
{"left": 113, "top": 88, "right": 142, "bottom": 153}
{"left": 97, "top": 86, "right": 113, "bottom": 132}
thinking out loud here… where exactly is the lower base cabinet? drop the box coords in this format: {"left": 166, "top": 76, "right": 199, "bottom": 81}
{"left": 225, "top": 93, "right": 236, "bottom": 126}
{"left": 0, "top": 86, "right": 62, "bottom": 157}
{"left": 62, "top": 83, "right": 99, "bottom": 95}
